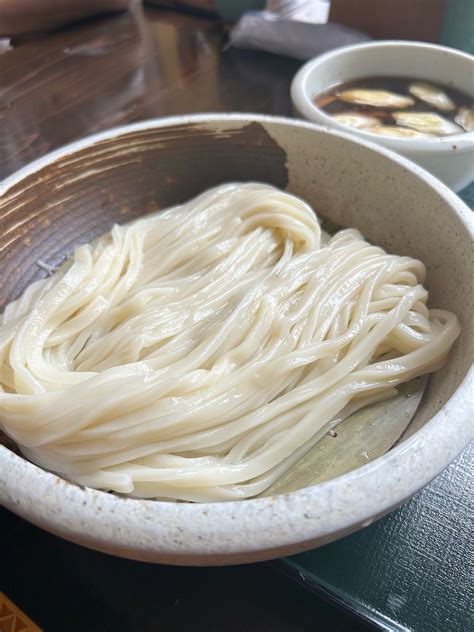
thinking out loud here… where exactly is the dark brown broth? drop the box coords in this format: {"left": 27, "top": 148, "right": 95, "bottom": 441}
{"left": 314, "top": 76, "right": 473, "bottom": 132}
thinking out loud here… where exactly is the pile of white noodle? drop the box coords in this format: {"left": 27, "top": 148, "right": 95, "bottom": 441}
{"left": 0, "top": 184, "right": 460, "bottom": 501}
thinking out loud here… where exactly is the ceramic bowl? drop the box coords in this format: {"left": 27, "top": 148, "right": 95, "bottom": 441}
{"left": 0, "top": 114, "right": 472, "bottom": 565}
{"left": 291, "top": 41, "right": 474, "bottom": 192}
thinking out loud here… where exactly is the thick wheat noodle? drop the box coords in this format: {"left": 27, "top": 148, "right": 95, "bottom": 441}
{"left": 0, "top": 183, "right": 460, "bottom": 501}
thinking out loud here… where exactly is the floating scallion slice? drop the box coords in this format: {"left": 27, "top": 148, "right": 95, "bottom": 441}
{"left": 455, "top": 107, "right": 474, "bottom": 132}
{"left": 393, "top": 111, "right": 463, "bottom": 136}
{"left": 409, "top": 81, "right": 455, "bottom": 112}
{"left": 337, "top": 89, "right": 414, "bottom": 109}
{"left": 367, "top": 125, "right": 434, "bottom": 138}
{"left": 331, "top": 113, "right": 380, "bottom": 129}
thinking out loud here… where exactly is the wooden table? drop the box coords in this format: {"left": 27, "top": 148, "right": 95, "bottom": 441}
{"left": 1, "top": 6, "right": 472, "bottom": 632}
{"left": 0, "top": 5, "right": 299, "bottom": 179}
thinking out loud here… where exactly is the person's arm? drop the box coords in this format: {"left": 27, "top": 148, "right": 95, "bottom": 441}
{"left": 0, "top": 0, "right": 131, "bottom": 36}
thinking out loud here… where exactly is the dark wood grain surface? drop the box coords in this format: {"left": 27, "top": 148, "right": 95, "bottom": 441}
{"left": 0, "top": 5, "right": 472, "bottom": 632}
{"left": 0, "top": 5, "right": 298, "bottom": 180}
{"left": 1, "top": 504, "right": 371, "bottom": 632}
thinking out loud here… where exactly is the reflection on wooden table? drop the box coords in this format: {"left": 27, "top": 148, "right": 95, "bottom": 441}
{"left": 0, "top": 5, "right": 299, "bottom": 179}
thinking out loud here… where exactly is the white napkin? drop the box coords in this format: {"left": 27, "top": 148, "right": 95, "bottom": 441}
{"left": 228, "top": 5, "right": 369, "bottom": 61}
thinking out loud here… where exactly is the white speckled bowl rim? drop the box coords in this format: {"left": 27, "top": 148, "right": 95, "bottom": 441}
{"left": 1, "top": 114, "right": 473, "bottom": 565}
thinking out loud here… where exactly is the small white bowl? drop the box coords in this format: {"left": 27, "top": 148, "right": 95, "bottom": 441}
{"left": 291, "top": 41, "right": 474, "bottom": 191}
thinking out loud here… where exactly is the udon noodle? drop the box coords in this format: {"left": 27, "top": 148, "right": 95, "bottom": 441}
{"left": 0, "top": 184, "right": 460, "bottom": 501}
